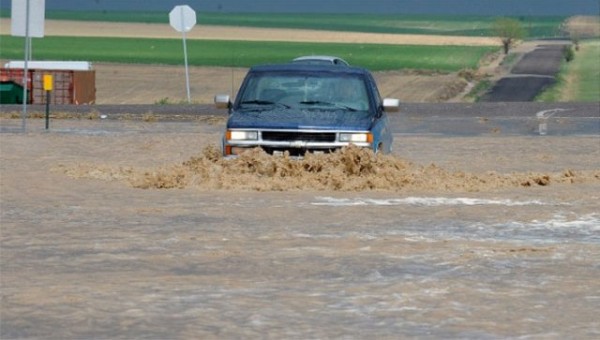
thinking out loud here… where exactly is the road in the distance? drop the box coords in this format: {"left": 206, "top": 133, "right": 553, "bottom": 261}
{"left": 393, "top": 102, "right": 600, "bottom": 136}
{"left": 481, "top": 43, "right": 569, "bottom": 102}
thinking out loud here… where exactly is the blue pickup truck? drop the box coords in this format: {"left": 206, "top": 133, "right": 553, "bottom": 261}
{"left": 215, "top": 61, "right": 399, "bottom": 157}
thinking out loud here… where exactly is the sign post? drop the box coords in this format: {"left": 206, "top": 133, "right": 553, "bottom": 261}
{"left": 43, "top": 74, "right": 53, "bottom": 129}
{"left": 12, "top": 0, "right": 45, "bottom": 131}
{"left": 169, "top": 5, "right": 197, "bottom": 104}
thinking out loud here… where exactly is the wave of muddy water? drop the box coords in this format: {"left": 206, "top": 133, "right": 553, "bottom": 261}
{"left": 1, "top": 119, "right": 599, "bottom": 338}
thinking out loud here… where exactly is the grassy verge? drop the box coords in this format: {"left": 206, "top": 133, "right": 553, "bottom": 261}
{"left": 465, "top": 79, "right": 493, "bottom": 102}
{"left": 537, "top": 39, "right": 600, "bottom": 102}
{"left": 0, "top": 35, "right": 498, "bottom": 71}
{"left": 0, "top": 10, "right": 566, "bottom": 38}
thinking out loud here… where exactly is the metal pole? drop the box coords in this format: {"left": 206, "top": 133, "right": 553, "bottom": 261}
{"left": 21, "top": 0, "right": 30, "bottom": 132}
{"left": 28, "top": 36, "right": 33, "bottom": 60}
{"left": 45, "top": 90, "right": 50, "bottom": 130}
{"left": 181, "top": 7, "right": 191, "bottom": 103}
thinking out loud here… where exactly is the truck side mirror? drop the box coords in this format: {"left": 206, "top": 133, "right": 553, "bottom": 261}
{"left": 383, "top": 98, "right": 400, "bottom": 113}
{"left": 214, "top": 94, "right": 231, "bottom": 110}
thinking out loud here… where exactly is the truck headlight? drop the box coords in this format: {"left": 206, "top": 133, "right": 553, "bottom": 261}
{"left": 227, "top": 130, "right": 258, "bottom": 141}
{"left": 339, "top": 133, "right": 372, "bottom": 143}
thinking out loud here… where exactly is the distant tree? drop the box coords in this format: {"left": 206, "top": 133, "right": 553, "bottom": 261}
{"left": 570, "top": 33, "right": 580, "bottom": 51}
{"left": 563, "top": 45, "right": 575, "bottom": 62}
{"left": 492, "top": 18, "right": 526, "bottom": 54}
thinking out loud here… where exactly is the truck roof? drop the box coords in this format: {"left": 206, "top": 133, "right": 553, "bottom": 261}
{"left": 248, "top": 63, "right": 370, "bottom": 76}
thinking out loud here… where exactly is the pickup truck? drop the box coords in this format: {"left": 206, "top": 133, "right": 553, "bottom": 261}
{"left": 215, "top": 62, "right": 399, "bottom": 157}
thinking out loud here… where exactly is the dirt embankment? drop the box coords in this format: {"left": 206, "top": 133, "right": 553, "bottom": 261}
{"left": 92, "top": 63, "right": 476, "bottom": 105}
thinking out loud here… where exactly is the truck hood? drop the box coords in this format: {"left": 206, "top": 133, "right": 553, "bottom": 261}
{"left": 227, "top": 108, "right": 374, "bottom": 131}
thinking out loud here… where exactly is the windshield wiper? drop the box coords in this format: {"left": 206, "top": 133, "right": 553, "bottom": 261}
{"left": 299, "top": 100, "right": 357, "bottom": 111}
{"left": 300, "top": 100, "right": 333, "bottom": 106}
{"left": 240, "top": 99, "right": 275, "bottom": 106}
{"left": 240, "top": 100, "right": 290, "bottom": 108}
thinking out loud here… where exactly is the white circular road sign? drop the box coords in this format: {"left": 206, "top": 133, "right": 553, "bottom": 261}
{"left": 169, "top": 5, "right": 196, "bottom": 33}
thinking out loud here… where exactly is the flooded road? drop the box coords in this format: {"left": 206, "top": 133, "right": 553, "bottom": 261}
{"left": 1, "top": 118, "right": 599, "bottom": 338}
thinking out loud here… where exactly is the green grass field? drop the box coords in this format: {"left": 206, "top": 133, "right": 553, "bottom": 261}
{"left": 572, "top": 40, "right": 600, "bottom": 101}
{"left": 0, "top": 35, "right": 497, "bottom": 71}
{"left": 537, "top": 39, "right": 600, "bottom": 102}
{"left": 0, "top": 10, "right": 562, "bottom": 72}
{"left": 0, "top": 10, "right": 566, "bottom": 38}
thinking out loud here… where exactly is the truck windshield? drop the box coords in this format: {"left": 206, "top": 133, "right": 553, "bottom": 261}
{"left": 238, "top": 72, "right": 370, "bottom": 111}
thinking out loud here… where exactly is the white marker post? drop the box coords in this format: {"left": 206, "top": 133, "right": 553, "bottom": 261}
{"left": 535, "top": 108, "right": 569, "bottom": 136}
{"left": 169, "top": 5, "right": 197, "bottom": 103}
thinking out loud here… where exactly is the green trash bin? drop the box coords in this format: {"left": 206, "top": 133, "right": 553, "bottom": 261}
{"left": 0, "top": 81, "right": 28, "bottom": 104}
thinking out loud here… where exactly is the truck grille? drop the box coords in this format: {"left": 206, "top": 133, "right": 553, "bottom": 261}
{"left": 261, "top": 131, "right": 336, "bottom": 142}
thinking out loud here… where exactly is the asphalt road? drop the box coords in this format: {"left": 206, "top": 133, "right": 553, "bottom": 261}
{"left": 2, "top": 102, "right": 598, "bottom": 136}
{"left": 393, "top": 102, "right": 600, "bottom": 136}
{"left": 481, "top": 43, "right": 569, "bottom": 102}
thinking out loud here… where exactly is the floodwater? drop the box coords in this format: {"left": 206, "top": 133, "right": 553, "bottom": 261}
{"left": 1, "top": 118, "right": 599, "bottom": 339}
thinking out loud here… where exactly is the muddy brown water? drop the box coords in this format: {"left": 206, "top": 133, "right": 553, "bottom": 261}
{"left": 1, "top": 118, "right": 599, "bottom": 338}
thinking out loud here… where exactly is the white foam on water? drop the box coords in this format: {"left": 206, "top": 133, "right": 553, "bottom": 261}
{"left": 505, "top": 213, "right": 600, "bottom": 233}
{"left": 310, "top": 197, "right": 597, "bottom": 243}
{"left": 312, "top": 196, "right": 552, "bottom": 207}
{"left": 474, "top": 213, "right": 600, "bottom": 243}
{"left": 397, "top": 213, "right": 599, "bottom": 243}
